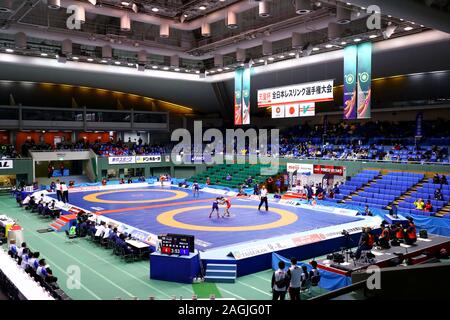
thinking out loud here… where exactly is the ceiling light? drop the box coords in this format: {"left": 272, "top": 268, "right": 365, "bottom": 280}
{"left": 224, "top": 67, "right": 230, "bottom": 70}
{"left": 404, "top": 26, "right": 413, "bottom": 31}
{"left": 217, "top": 68, "right": 223, "bottom": 72}
{"left": 40, "top": 53, "right": 48, "bottom": 57}
{"left": 240, "top": 63, "right": 245, "bottom": 66}
{"left": 195, "top": 70, "right": 200, "bottom": 74}
{"left": 121, "top": 1, "right": 130, "bottom": 5}
{"left": 313, "top": 47, "right": 320, "bottom": 51}
{"left": 152, "top": 65, "right": 158, "bottom": 69}
{"left": 289, "top": 52, "right": 296, "bottom": 56}
{"left": 152, "top": 7, "right": 159, "bottom": 12}
{"left": 354, "top": 38, "right": 362, "bottom": 42}
{"left": 210, "top": 70, "right": 215, "bottom": 73}
{"left": 72, "top": 56, "right": 79, "bottom": 60}
{"left": 101, "top": 59, "right": 108, "bottom": 63}
{"left": 325, "top": 44, "right": 333, "bottom": 48}
{"left": 199, "top": 6, "right": 207, "bottom": 10}
{"left": 279, "top": 55, "right": 285, "bottom": 59}
{"left": 268, "top": 57, "right": 274, "bottom": 61}
{"left": 127, "top": 62, "right": 134, "bottom": 66}
{"left": 87, "top": 58, "right": 94, "bottom": 62}
{"left": 5, "top": 48, "right": 14, "bottom": 53}
{"left": 341, "top": 41, "right": 347, "bottom": 45}
{"left": 369, "top": 34, "right": 377, "bottom": 39}
{"left": 174, "top": 68, "right": 180, "bottom": 71}
{"left": 259, "top": 59, "right": 265, "bottom": 63}
{"left": 163, "top": 66, "right": 169, "bottom": 70}
{"left": 115, "top": 61, "right": 121, "bottom": 65}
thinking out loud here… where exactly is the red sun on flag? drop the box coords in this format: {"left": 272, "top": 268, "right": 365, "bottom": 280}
{"left": 289, "top": 106, "right": 296, "bottom": 115}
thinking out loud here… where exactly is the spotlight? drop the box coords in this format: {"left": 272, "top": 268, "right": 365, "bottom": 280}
{"left": 5, "top": 48, "right": 14, "bottom": 53}
{"left": 295, "top": 0, "right": 312, "bottom": 15}
{"left": 46, "top": 0, "right": 61, "bottom": 10}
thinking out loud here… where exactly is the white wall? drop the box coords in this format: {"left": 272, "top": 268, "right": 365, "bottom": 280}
{"left": 123, "top": 132, "right": 149, "bottom": 144}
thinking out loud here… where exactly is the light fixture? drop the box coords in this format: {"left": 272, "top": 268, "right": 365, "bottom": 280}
{"left": 152, "top": 7, "right": 159, "bottom": 12}
{"left": 382, "top": 23, "right": 397, "bottom": 39}
{"left": 121, "top": 1, "right": 130, "bottom": 5}
{"left": 224, "top": 67, "right": 230, "bottom": 70}
{"left": 312, "top": 47, "right": 320, "bottom": 51}
{"left": 195, "top": 70, "right": 200, "bottom": 74}
{"left": 259, "top": 59, "right": 265, "bottom": 63}
{"left": 174, "top": 68, "right": 180, "bottom": 71}
{"left": 227, "top": 11, "right": 238, "bottom": 29}
{"left": 279, "top": 55, "right": 285, "bottom": 59}
{"left": 210, "top": 70, "right": 215, "bottom": 73}
{"left": 341, "top": 41, "right": 347, "bottom": 45}
{"left": 369, "top": 34, "right": 377, "bottom": 39}
{"left": 5, "top": 48, "right": 14, "bottom": 53}
{"left": 295, "top": 0, "right": 312, "bottom": 14}
{"left": 47, "top": 0, "right": 61, "bottom": 9}
{"left": 88, "top": 0, "right": 97, "bottom": 5}
{"left": 199, "top": 5, "right": 207, "bottom": 10}
{"left": 114, "top": 61, "right": 121, "bottom": 65}
{"left": 40, "top": 53, "right": 48, "bottom": 57}
{"left": 217, "top": 68, "right": 223, "bottom": 72}
{"left": 404, "top": 26, "right": 413, "bottom": 31}
{"left": 325, "top": 44, "right": 333, "bottom": 48}
{"left": 354, "top": 38, "right": 362, "bottom": 42}
{"left": 268, "top": 57, "right": 274, "bottom": 61}
{"left": 72, "top": 56, "right": 79, "bottom": 60}
{"left": 152, "top": 65, "right": 158, "bottom": 69}
{"left": 101, "top": 59, "right": 108, "bottom": 63}
{"left": 259, "top": 1, "right": 270, "bottom": 17}
{"left": 163, "top": 66, "right": 169, "bottom": 70}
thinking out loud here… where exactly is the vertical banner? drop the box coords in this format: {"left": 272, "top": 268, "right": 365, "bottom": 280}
{"left": 357, "top": 42, "right": 372, "bottom": 119}
{"left": 234, "top": 68, "right": 243, "bottom": 125}
{"left": 241, "top": 67, "right": 251, "bottom": 125}
{"left": 343, "top": 45, "right": 358, "bottom": 120}
{"left": 415, "top": 112, "right": 423, "bottom": 138}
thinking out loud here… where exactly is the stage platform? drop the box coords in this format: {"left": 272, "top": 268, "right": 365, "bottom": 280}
{"left": 317, "top": 234, "right": 450, "bottom": 276}
{"left": 35, "top": 183, "right": 384, "bottom": 276}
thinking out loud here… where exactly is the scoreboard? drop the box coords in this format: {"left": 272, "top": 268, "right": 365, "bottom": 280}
{"left": 158, "top": 233, "right": 195, "bottom": 256}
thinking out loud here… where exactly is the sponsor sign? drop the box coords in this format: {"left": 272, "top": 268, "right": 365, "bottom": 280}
{"left": 313, "top": 165, "right": 345, "bottom": 176}
{"left": 0, "top": 160, "right": 13, "bottom": 169}
{"left": 287, "top": 163, "right": 313, "bottom": 174}
{"left": 135, "top": 155, "right": 161, "bottom": 163}
{"left": 108, "top": 156, "right": 135, "bottom": 165}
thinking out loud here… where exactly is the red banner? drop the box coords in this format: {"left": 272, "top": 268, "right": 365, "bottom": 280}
{"left": 313, "top": 165, "right": 345, "bottom": 176}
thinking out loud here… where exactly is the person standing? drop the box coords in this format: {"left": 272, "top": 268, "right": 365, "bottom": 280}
{"left": 61, "top": 181, "right": 69, "bottom": 203}
{"left": 271, "top": 261, "right": 289, "bottom": 300}
{"left": 258, "top": 185, "right": 269, "bottom": 211}
{"left": 192, "top": 181, "right": 200, "bottom": 198}
{"left": 55, "top": 179, "right": 62, "bottom": 202}
{"left": 287, "top": 257, "right": 302, "bottom": 301}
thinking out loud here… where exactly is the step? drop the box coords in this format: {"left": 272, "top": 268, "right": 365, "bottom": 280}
{"left": 54, "top": 219, "right": 66, "bottom": 227}
{"left": 49, "top": 223, "right": 62, "bottom": 231}
{"left": 207, "top": 263, "right": 237, "bottom": 271}
{"left": 205, "top": 270, "right": 237, "bottom": 277}
{"left": 204, "top": 275, "right": 236, "bottom": 283}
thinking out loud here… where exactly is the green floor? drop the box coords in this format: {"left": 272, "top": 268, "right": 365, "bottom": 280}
{"left": 0, "top": 195, "right": 327, "bottom": 300}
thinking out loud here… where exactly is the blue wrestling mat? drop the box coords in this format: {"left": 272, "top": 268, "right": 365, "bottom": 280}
{"left": 53, "top": 186, "right": 363, "bottom": 250}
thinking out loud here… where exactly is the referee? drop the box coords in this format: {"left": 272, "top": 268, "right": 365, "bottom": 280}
{"left": 258, "top": 185, "right": 269, "bottom": 211}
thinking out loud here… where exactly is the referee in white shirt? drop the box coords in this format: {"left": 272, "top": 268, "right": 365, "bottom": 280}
{"left": 258, "top": 185, "right": 269, "bottom": 211}
{"left": 60, "top": 181, "right": 69, "bottom": 203}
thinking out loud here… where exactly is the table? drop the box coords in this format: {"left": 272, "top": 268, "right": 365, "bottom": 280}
{"left": 126, "top": 239, "right": 150, "bottom": 249}
{"left": 150, "top": 251, "right": 200, "bottom": 283}
{"left": 384, "top": 214, "right": 409, "bottom": 226}
{"left": 0, "top": 249, "right": 54, "bottom": 300}
{"left": 0, "top": 215, "right": 15, "bottom": 228}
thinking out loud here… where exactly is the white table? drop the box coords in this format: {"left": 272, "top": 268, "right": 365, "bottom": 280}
{"left": 126, "top": 239, "right": 150, "bottom": 249}
{"left": 0, "top": 248, "right": 54, "bottom": 300}
{"left": 0, "top": 215, "right": 15, "bottom": 228}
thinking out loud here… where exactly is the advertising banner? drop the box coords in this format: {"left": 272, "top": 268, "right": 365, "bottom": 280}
{"left": 258, "top": 79, "right": 334, "bottom": 108}
{"left": 0, "top": 160, "right": 13, "bottom": 169}
{"left": 135, "top": 155, "right": 162, "bottom": 163}
{"left": 357, "top": 42, "right": 372, "bottom": 119}
{"left": 271, "top": 105, "right": 285, "bottom": 119}
{"left": 234, "top": 68, "right": 243, "bottom": 125}
{"left": 313, "top": 165, "right": 345, "bottom": 176}
{"left": 343, "top": 45, "right": 358, "bottom": 120}
{"left": 108, "top": 156, "right": 135, "bottom": 165}
{"left": 287, "top": 163, "right": 314, "bottom": 174}
{"left": 241, "top": 67, "right": 251, "bottom": 125}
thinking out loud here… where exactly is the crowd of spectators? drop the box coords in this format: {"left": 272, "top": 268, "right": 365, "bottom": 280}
{"left": 0, "top": 144, "right": 19, "bottom": 159}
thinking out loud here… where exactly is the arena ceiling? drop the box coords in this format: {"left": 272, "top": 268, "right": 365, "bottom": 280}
{"left": 0, "top": 0, "right": 449, "bottom": 74}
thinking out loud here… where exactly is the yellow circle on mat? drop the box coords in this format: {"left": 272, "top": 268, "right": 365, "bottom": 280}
{"left": 83, "top": 189, "right": 188, "bottom": 204}
{"left": 157, "top": 205, "right": 298, "bottom": 232}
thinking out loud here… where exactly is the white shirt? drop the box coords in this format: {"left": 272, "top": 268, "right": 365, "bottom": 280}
{"left": 95, "top": 225, "right": 106, "bottom": 237}
{"left": 288, "top": 265, "right": 302, "bottom": 288}
{"left": 103, "top": 227, "right": 111, "bottom": 239}
{"left": 273, "top": 269, "right": 288, "bottom": 292}
{"left": 60, "top": 184, "right": 68, "bottom": 192}
{"left": 20, "top": 254, "right": 29, "bottom": 269}
{"left": 260, "top": 188, "right": 268, "bottom": 197}
{"left": 28, "top": 257, "right": 38, "bottom": 270}
{"left": 55, "top": 183, "right": 61, "bottom": 191}
{"left": 17, "top": 247, "right": 25, "bottom": 258}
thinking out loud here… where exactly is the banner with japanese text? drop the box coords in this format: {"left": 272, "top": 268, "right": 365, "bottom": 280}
{"left": 258, "top": 79, "right": 334, "bottom": 108}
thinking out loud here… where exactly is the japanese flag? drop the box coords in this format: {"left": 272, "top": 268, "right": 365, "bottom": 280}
{"left": 272, "top": 105, "right": 285, "bottom": 118}
{"left": 285, "top": 104, "right": 299, "bottom": 118}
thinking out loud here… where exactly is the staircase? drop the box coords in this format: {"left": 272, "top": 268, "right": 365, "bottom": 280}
{"left": 204, "top": 263, "right": 237, "bottom": 283}
{"left": 436, "top": 202, "right": 450, "bottom": 217}
{"left": 343, "top": 174, "right": 382, "bottom": 202}
{"left": 50, "top": 214, "right": 77, "bottom": 232}
{"left": 389, "top": 178, "right": 427, "bottom": 209}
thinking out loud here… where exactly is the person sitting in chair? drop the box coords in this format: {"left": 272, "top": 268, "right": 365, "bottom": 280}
{"left": 354, "top": 227, "right": 375, "bottom": 260}
{"left": 377, "top": 225, "right": 391, "bottom": 249}
{"left": 435, "top": 188, "right": 443, "bottom": 201}
{"left": 404, "top": 217, "right": 417, "bottom": 245}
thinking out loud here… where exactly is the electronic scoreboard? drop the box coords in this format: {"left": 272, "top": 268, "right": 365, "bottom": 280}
{"left": 158, "top": 233, "right": 195, "bottom": 256}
